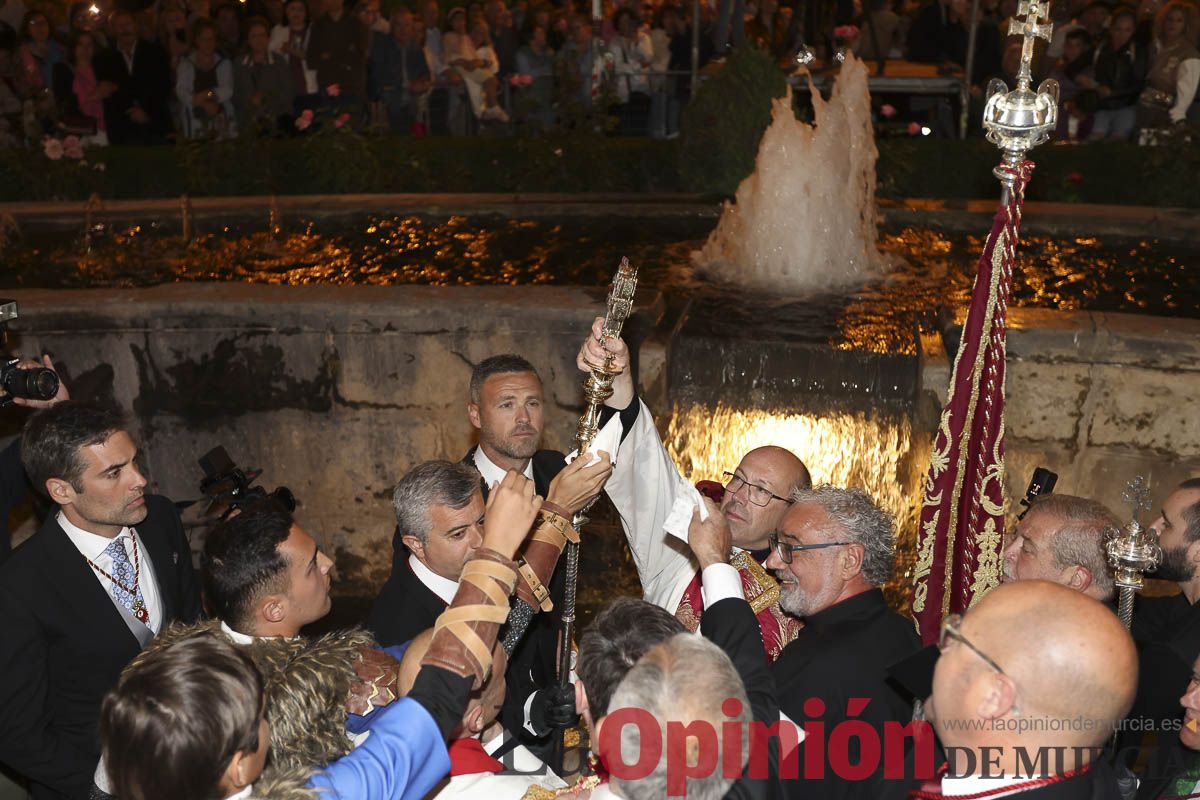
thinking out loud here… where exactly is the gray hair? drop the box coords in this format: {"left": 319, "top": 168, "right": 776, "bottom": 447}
{"left": 1029, "top": 494, "right": 1120, "bottom": 600}
{"left": 392, "top": 460, "right": 481, "bottom": 546}
{"left": 609, "top": 634, "right": 750, "bottom": 800}
{"left": 789, "top": 484, "right": 896, "bottom": 586}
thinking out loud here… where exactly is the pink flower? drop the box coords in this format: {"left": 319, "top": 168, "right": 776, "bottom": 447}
{"left": 1066, "top": 171, "right": 1084, "bottom": 185}
{"left": 63, "top": 135, "right": 85, "bottom": 160}
{"left": 907, "top": 121, "right": 921, "bottom": 136}
{"left": 295, "top": 114, "right": 312, "bottom": 130}
{"left": 326, "top": 83, "right": 341, "bottom": 97}
{"left": 43, "top": 137, "right": 64, "bottom": 161}
{"left": 833, "top": 24, "right": 859, "bottom": 39}
{"left": 334, "top": 112, "right": 351, "bottom": 128}
{"left": 520, "top": 74, "right": 534, "bottom": 86}
{"left": 300, "top": 109, "right": 315, "bottom": 121}
{"left": 880, "top": 103, "right": 896, "bottom": 118}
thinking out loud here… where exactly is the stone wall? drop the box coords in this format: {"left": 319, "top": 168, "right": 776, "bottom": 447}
{"left": 922, "top": 307, "right": 1200, "bottom": 521}
{"left": 3, "top": 283, "right": 648, "bottom": 596}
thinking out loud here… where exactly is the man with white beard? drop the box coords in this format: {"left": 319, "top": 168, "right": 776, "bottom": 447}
{"left": 762, "top": 484, "right": 920, "bottom": 800}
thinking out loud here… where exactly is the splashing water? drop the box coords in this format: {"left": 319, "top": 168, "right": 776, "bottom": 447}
{"left": 664, "top": 402, "right": 928, "bottom": 609}
{"left": 695, "top": 54, "right": 884, "bottom": 293}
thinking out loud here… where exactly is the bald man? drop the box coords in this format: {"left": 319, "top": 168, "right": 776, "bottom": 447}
{"left": 577, "top": 319, "right": 810, "bottom": 661}
{"left": 926, "top": 580, "right": 1137, "bottom": 797}
{"left": 1002, "top": 494, "right": 1120, "bottom": 601}
{"left": 397, "top": 630, "right": 566, "bottom": 797}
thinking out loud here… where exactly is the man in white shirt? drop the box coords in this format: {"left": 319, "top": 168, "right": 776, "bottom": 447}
{"left": 0, "top": 402, "right": 202, "bottom": 800}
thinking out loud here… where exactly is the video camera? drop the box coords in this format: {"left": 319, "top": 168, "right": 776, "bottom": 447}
{"left": 198, "top": 445, "right": 296, "bottom": 520}
{"left": 1017, "top": 466, "right": 1058, "bottom": 520}
{"left": 0, "top": 300, "right": 61, "bottom": 407}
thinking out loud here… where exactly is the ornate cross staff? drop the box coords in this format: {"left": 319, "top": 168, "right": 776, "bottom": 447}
{"left": 982, "top": 0, "right": 1059, "bottom": 199}
{"left": 1106, "top": 476, "right": 1161, "bottom": 629}
{"left": 557, "top": 257, "right": 639, "bottom": 695}
{"left": 911, "top": 0, "right": 1060, "bottom": 642}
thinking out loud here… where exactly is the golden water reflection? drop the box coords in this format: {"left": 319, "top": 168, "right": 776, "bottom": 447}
{"left": 663, "top": 402, "right": 931, "bottom": 612}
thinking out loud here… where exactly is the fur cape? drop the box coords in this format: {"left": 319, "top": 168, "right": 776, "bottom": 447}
{"left": 132, "top": 620, "right": 377, "bottom": 773}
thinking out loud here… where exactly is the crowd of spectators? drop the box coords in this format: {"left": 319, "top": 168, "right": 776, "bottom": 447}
{"left": 0, "top": 0, "right": 1196, "bottom": 146}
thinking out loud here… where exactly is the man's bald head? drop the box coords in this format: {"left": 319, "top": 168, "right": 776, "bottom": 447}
{"left": 399, "top": 629, "right": 507, "bottom": 738}
{"left": 930, "top": 581, "right": 1136, "bottom": 765}
{"left": 721, "top": 445, "right": 811, "bottom": 550}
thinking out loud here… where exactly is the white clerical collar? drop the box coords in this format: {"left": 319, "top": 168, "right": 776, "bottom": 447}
{"left": 410, "top": 553, "right": 459, "bottom": 605}
{"left": 58, "top": 510, "right": 134, "bottom": 561}
{"left": 472, "top": 447, "right": 534, "bottom": 490}
{"left": 941, "top": 773, "right": 1038, "bottom": 797}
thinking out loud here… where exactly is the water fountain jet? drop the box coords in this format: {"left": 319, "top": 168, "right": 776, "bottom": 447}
{"left": 695, "top": 53, "right": 883, "bottom": 294}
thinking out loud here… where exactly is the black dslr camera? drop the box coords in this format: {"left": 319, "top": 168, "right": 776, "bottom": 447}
{"left": 198, "top": 445, "right": 296, "bottom": 520}
{"left": 0, "top": 300, "right": 61, "bottom": 407}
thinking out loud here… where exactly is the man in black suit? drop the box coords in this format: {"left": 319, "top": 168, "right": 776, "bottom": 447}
{"left": 368, "top": 453, "right": 609, "bottom": 756}
{"left": 765, "top": 485, "right": 921, "bottom": 800}
{"left": 924, "top": 581, "right": 1136, "bottom": 798}
{"left": 0, "top": 403, "right": 203, "bottom": 799}
{"left": 94, "top": 10, "right": 172, "bottom": 144}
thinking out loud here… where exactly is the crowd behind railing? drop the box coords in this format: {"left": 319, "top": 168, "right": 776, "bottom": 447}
{"left": 0, "top": 0, "right": 1196, "bottom": 148}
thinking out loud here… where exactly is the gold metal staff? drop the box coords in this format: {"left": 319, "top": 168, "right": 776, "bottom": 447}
{"left": 557, "top": 256, "right": 638, "bottom": 689}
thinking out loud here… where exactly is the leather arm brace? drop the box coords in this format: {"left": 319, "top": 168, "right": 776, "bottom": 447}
{"left": 513, "top": 506, "right": 580, "bottom": 613}
{"left": 420, "top": 547, "right": 518, "bottom": 689}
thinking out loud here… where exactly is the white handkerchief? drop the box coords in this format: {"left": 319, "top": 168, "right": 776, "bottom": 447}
{"left": 664, "top": 484, "right": 709, "bottom": 542}
{"left": 565, "top": 413, "right": 623, "bottom": 467}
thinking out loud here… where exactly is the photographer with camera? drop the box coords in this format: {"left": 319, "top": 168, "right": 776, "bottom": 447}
{"left": 1, "top": 353, "right": 70, "bottom": 562}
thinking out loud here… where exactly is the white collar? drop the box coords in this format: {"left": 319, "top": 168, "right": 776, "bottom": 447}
{"left": 220, "top": 620, "right": 260, "bottom": 645}
{"left": 58, "top": 510, "right": 134, "bottom": 561}
{"left": 409, "top": 553, "right": 459, "bottom": 605}
{"left": 471, "top": 447, "right": 534, "bottom": 490}
{"left": 225, "top": 786, "right": 253, "bottom": 800}
{"left": 941, "top": 773, "right": 1040, "bottom": 797}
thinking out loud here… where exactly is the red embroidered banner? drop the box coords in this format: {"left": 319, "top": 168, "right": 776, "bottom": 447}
{"left": 910, "top": 162, "right": 1035, "bottom": 645}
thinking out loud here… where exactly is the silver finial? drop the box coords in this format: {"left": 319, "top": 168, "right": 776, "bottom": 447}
{"left": 982, "top": 0, "right": 1059, "bottom": 187}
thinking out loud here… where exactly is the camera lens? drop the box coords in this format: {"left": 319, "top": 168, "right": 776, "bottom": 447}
{"left": 1, "top": 366, "right": 60, "bottom": 401}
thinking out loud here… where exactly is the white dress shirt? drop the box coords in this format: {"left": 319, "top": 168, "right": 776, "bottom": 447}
{"left": 471, "top": 447, "right": 534, "bottom": 491}
{"left": 60, "top": 510, "right": 163, "bottom": 634}
{"left": 941, "top": 773, "right": 1038, "bottom": 797}
{"left": 410, "top": 553, "right": 460, "bottom": 605}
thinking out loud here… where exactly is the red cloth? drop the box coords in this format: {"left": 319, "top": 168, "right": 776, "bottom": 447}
{"left": 911, "top": 162, "right": 1036, "bottom": 645}
{"left": 447, "top": 737, "right": 505, "bottom": 777}
{"left": 675, "top": 553, "right": 803, "bottom": 662}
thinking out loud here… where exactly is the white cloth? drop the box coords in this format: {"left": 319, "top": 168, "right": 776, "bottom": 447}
{"left": 564, "top": 413, "right": 622, "bottom": 467}
{"left": 226, "top": 787, "right": 254, "bottom": 800}
{"left": 220, "top": 619, "right": 259, "bottom": 645}
{"left": 1171, "top": 57, "right": 1200, "bottom": 122}
{"left": 411, "top": 553, "right": 460, "bottom": 604}
{"left": 471, "top": 447, "right": 534, "bottom": 491}
{"left": 429, "top": 732, "right": 566, "bottom": 798}
{"left": 941, "top": 773, "right": 1038, "bottom": 797}
{"left": 606, "top": 398, "right": 702, "bottom": 613}
{"left": 700, "top": 562, "right": 743, "bottom": 608}
{"left": 59, "top": 511, "right": 163, "bottom": 635}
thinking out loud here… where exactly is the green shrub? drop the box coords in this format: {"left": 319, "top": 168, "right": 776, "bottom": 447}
{"left": 679, "top": 47, "right": 789, "bottom": 194}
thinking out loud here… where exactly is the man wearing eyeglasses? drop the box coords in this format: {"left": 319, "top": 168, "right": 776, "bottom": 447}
{"left": 923, "top": 580, "right": 1136, "bottom": 798}
{"left": 763, "top": 484, "right": 921, "bottom": 800}
{"left": 577, "top": 319, "right": 811, "bottom": 662}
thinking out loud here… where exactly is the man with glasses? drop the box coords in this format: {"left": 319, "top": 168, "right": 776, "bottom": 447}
{"left": 924, "top": 580, "right": 1136, "bottom": 797}
{"left": 577, "top": 319, "right": 811, "bottom": 661}
{"left": 763, "top": 484, "right": 920, "bottom": 800}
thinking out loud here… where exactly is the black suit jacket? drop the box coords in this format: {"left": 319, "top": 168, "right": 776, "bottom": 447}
{"left": 701, "top": 597, "right": 782, "bottom": 800}
{"left": 772, "top": 588, "right": 921, "bottom": 800}
{"left": 0, "top": 495, "right": 203, "bottom": 800}
{"left": 367, "top": 553, "right": 447, "bottom": 648}
{"left": 94, "top": 39, "right": 172, "bottom": 145}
